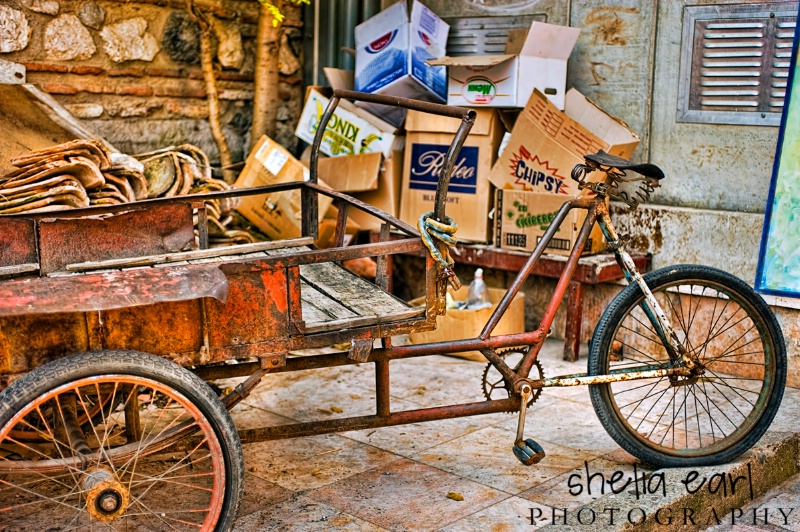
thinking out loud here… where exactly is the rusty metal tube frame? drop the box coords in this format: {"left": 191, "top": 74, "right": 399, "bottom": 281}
{"left": 311, "top": 90, "right": 476, "bottom": 242}
{"left": 402, "top": 197, "right": 603, "bottom": 388}
{"left": 236, "top": 396, "right": 518, "bottom": 442}
{"left": 539, "top": 365, "right": 692, "bottom": 388}
{"left": 372, "top": 197, "right": 627, "bottom": 395}
{"left": 596, "top": 208, "right": 688, "bottom": 366}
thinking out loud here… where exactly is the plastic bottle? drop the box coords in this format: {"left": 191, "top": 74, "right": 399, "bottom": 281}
{"left": 465, "top": 268, "right": 492, "bottom": 310}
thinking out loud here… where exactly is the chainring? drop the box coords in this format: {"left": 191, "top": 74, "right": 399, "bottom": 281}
{"left": 481, "top": 348, "right": 544, "bottom": 412}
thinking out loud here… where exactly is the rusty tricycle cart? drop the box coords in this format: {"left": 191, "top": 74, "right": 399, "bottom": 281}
{"left": 0, "top": 91, "right": 786, "bottom": 530}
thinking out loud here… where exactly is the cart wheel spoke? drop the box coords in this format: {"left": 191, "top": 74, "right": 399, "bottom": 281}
{"left": 0, "top": 350, "right": 243, "bottom": 531}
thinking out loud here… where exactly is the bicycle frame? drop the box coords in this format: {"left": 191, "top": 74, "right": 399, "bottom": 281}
{"left": 192, "top": 182, "right": 694, "bottom": 445}
{"left": 385, "top": 185, "right": 693, "bottom": 396}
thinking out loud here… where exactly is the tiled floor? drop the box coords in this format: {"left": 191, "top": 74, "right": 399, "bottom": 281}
{"left": 225, "top": 338, "right": 800, "bottom": 531}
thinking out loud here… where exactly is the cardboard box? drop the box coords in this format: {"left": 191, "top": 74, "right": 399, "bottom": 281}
{"left": 489, "top": 89, "right": 639, "bottom": 196}
{"left": 295, "top": 87, "right": 396, "bottom": 158}
{"left": 429, "top": 22, "right": 580, "bottom": 109}
{"left": 408, "top": 286, "right": 525, "bottom": 362}
{"left": 348, "top": 137, "right": 405, "bottom": 232}
{"left": 354, "top": 0, "right": 449, "bottom": 125}
{"left": 495, "top": 189, "right": 606, "bottom": 256}
{"left": 401, "top": 109, "right": 503, "bottom": 243}
{"left": 315, "top": 206, "right": 361, "bottom": 249}
{"left": 234, "top": 135, "right": 333, "bottom": 240}
{"left": 317, "top": 152, "right": 382, "bottom": 193}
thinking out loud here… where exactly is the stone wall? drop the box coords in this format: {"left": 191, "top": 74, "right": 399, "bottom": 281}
{"left": 0, "top": 0, "right": 305, "bottom": 164}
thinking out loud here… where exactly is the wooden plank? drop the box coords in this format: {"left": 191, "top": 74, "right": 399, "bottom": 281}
{"left": 187, "top": 256, "right": 232, "bottom": 265}
{"left": 299, "top": 262, "right": 424, "bottom": 322}
{"left": 0, "top": 263, "right": 39, "bottom": 278}
{"left": 21, "top": 84, "right": 118, "bottom": 152}
{"left": 66, "top": 237, "right": 313, "bottom": 271}
{"left": 301, "top": 314, "right": 383, "bottom": 334}
{"left": 299, "top": 279, "right": 382, "bottom": 333}
{"left": 263, "top": 244, "right": 311, "bottom": 257}
{"left": 300, "top": 280, "right": 358, "bottom": 321}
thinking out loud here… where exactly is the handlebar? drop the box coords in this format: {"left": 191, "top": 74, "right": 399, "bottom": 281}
{"left": 309, "top": 90, "right": 476, "bottom": 224}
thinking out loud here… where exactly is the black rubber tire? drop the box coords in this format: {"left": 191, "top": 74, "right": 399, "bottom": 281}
{"left": 0, "top": 350, "right": 244, "bottom": 531}
{"left": 588, "top": 265, "right": 786, "bottom": 467}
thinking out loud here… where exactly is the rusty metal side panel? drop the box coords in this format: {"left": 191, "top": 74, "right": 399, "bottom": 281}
{"left": 0, "top": 218, "right": 37, "bottom": 267}
{"left": 204, "top": 267, "right": 289, "bottom": 362}
{"left": 100, "top": 300, "right": 205, "bottom": 364}
{"left": 38, "top": 203, "right": 196, "bottom": 274}
{"left": 0, "top": 265, "right": 227, "bottom": 316}
{"left": 0, "top": 312, "right": 89, "bottom": 374}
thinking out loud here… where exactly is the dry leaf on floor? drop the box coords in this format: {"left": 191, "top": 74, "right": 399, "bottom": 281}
{"left": 446, "top": 492, "right": 464, "bottom": 501}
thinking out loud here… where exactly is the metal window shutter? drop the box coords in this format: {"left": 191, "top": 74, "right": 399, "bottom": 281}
{"left": 679, "top": 3, "right": 797, "bottom": 126}
{"left": 443, "top": 15, "right": 544, "bottom": 56}
{"left": 690, "top": 15, "right": 796, "bottom": 113}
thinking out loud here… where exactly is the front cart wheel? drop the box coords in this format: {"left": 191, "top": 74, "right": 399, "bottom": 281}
{"left": 588, "top": 265, "right": 786, "bottom": 467}
{"left": 0, "top": 350, "right": 244, "bottom": 531}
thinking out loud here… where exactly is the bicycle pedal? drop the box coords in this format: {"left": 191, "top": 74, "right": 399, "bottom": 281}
{"left": 513, "top": 438, "right": 545, "bottom": 466}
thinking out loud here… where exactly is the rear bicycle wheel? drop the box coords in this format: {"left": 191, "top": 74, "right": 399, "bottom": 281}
{"left": 588, "top": 265, "right": 786, "bottom": 467}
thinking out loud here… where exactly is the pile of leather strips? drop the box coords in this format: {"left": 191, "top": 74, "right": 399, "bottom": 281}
{"left": 0, "top": 140, "right": 261, "bottom": 245}
{"left": 136, "top": 145, "right": 256, "bottom": 245}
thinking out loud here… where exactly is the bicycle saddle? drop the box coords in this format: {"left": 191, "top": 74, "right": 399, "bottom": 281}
{"left": 585, "top": 150, "right": 665, "bottom": 180}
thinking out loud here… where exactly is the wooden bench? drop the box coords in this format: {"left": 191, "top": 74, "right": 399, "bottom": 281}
{"left": 369, "top": 233, "right": 650, "bottom": 362}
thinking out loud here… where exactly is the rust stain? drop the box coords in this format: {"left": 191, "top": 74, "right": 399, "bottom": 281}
{"left": 688, "top": 146, "right": 743, "bottom": 170}
{"left": 584, "top": 7, "right": 639, "bottom": 46}
{"left": 629, "top": 209, "right": 663, "bottom": 252}
{"left": 590, "top": 62, "right": 614, "bottom": 85}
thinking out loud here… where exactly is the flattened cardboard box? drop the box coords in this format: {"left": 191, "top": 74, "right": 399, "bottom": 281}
{"left": 401, "top": 109, "right": 503, "bottom": 243}
{"left": 317, "top": 152, "right": 382, "bottom": 193}
{"left": 490, "top": 89, "right": 639, "bottom": 197}
{"left": 408, "top": 286, "right": 524, "bottom": 362}
{"left": 348, "top": 137, "right": 405, "bottom": 232}
{"left": 429, "top": 21, "right": 580, "bottom": 109}
{"left": 495, "top": 189, "right": 605, "bottom": 257}
{"left": 235, "top": 135, "right": 333, "bottom": 240}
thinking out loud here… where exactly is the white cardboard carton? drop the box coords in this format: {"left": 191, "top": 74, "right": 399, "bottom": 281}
{"left": 354, "top": 0, "right": 449, "bottom": 125}
{"left": 429, "top": 21, "right": 580, "bottom": 109}
{"left": 295, "top": 87, "right": 396, "bottom": 159}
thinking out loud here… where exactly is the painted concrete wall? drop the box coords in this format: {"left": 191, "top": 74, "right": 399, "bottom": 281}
{"left": 420, "top": 0, "right": 783, "bottom": 268}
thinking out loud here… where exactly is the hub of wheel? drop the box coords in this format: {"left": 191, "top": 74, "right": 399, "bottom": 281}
{"left": 83, "top": 467, "right": 129, "bottom": 522}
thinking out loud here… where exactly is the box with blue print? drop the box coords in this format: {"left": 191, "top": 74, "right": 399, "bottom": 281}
{"left": 399, "top": 108, "right": 504, "bottom": 243}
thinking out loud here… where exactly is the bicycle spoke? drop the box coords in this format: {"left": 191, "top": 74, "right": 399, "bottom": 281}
{"left": 593, "top": 270, "right": 784, "bottom": 464}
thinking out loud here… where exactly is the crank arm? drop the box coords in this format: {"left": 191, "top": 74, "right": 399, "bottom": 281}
{"left": 512, "top": 382, "right": 545, "bottom": 466}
